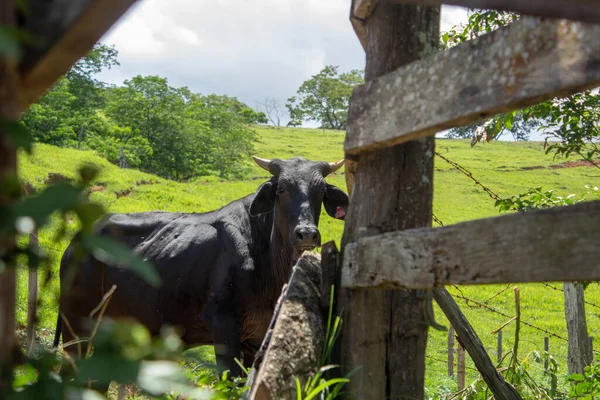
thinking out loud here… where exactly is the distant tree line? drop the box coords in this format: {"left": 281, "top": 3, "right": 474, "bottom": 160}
{"left": 21, "top": 44, "right": 268, "bottom": 180}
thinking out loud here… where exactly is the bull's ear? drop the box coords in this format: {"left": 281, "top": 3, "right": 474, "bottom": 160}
{"left": 323, "top": 184, "right": 349, "bottom": 220}
{"left": 250, "top": 179, "right": 278, "bottom": 216}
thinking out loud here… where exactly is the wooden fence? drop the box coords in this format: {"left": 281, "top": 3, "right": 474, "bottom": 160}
{"left": 336, "top": 1, "right": 600, "bottom": 399}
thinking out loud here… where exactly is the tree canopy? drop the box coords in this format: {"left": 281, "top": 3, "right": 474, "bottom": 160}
{"left": 286, "top": 65, "right": 364, "bottom": 130}
{"left": 20, "top": 44, "right": 266, "bottom": 180}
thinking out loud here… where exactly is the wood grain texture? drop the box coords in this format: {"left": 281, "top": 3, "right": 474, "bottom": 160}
{"left": 342, "top": 200, "right": 600, "bottom": 289}
{"left": 336, "top": 3, "right": 440, "bottom": 399}
{"left": 433, "top": 288, "right": 522, "bottom": 400}
{"left": 19, "top": 0, "right": 139, "bottom": 111}
{"left": 345, "top": 16, "right": 600, "bottom": 155}
{"left": 247, "top": 253, "right": 324, "bottom": 400}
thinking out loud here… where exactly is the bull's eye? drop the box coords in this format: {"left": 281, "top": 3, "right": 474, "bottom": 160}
{"left": 277, "top": 187, "right": 287, "bottom": 195}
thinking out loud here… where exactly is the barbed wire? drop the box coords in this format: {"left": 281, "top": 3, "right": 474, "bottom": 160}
{"left": 426, "top": 354, "right": 479, "bottom": 372}
{"left": 540, "top": 283, "right": 600, "bottom": 311}
{"left": 435, "top": 152, "right": 503, "bottom": 202}
{"left": 483, "top": 284, "right": 513, "bottom": 304}
{"left": 432, "top": 214, "right": 444, "bottom": 226}
{"left": 451, "top": 285, "right": 569, "bottom": 342}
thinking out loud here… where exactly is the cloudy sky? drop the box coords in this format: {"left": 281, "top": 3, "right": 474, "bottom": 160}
{"left": 97, "top": 0, "right": 470, "bottom": 128}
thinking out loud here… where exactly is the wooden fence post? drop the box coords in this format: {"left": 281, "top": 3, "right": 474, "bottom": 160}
{"left": 0, "top": 0, "right": 20, "bottom": 391}
{"left": 337, "top": 2, "right": 440, "bottom": 398}
{"left": 564, "top": 282, "right": 593, "bottom": 374}
{"left": 457, "top": 343, "right": 465, "bottom": 391}
{"left": 26, "top": 227, "right": 38, "bottom": 356}
{"left": 448, "top": 325, "right": 455, "bottom": 377}
{"left": 119, "top": 147, "right": 128, "bottom": 168}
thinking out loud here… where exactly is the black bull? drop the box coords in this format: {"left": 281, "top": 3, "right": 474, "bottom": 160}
{"left": 54, "top": 156, "right": 349, "bottom": 378}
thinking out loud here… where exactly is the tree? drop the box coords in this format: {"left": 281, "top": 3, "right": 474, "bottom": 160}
{"left": 258, "top": 97, "right": 285, "bottom": 126}
{"left": 20, "top": 43, "right": 120, "bottom": 148}
{"left": 286, "top": 65, "right": 364, "bottom": 130}
{"left": 20, "top": 77, "right": 78, "bottom": 146}
{"left": 105, "top": 75, "right": 259, "bottom": 180}
{"left": 446, "top": 111, "right": 543, "bottom": 142}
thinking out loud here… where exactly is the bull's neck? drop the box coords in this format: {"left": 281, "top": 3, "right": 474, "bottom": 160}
{"left": 268, "top": 219, "right": 294, "bottom": 287}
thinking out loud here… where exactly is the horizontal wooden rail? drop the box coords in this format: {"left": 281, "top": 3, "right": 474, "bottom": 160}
{"left": 19, "top": 0, "right": 139, "bottom": 112}
{"left": 341, "top": 200, "right": 600, "bottom": 289}
{"left": 345, "top": 16, "right": 600, "bottom": 155}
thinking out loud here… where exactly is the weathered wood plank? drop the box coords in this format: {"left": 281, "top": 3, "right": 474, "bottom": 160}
{"left": 390, "top": 0, "right": 600, "bottom": 25}
{"left": 19, "top": 0, "right": 139, "bottom": 111}
{"left": 247, "top": 253, "right": 324, "bottom": 400}
{"left": 345, "top": 16, "right": 600, "bottom": 155}
{"left": 433, "top": 288, "right": 522, "bottom": 400}
{"left": 342, "top": 200, "right": 600, "bottom": 289}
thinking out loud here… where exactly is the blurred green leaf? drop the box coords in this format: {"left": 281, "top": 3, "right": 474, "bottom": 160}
{"left": 82, "top": 234, "right": 161, "bottom": 287}
{"left": 0, "top": 26, "right": 21, "bottom": 59}
{"left": 12, "top": 183, "right": 82, "bottom": 226}
{"left": 64, "top": 388, "right": 108, "bottom": 400}
{"left": 78, "top": 164, "right": 99, "bottom": 185}
{"left": 73, "top": 202, "right": 105, "bottom": 231}
{"left": 75, "top": 354, "right": 140, "bottom": 386}
{"left": 0, "top": 119, "right": 33, "bottom": 154}
{"left": 137, "top": 360, "right": 208, "bottom": 397}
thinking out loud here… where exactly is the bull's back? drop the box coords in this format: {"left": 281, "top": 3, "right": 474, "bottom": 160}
{"left": 58, "top": 211, "right": 221, "bottom": 340}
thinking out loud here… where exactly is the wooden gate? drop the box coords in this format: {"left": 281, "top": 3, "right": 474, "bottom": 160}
{"left": 337, "top": 1, "right": 600, "bottom": 399}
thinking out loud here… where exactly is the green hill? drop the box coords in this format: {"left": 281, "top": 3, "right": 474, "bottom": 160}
{"left": 16, "top": 125, "right": 600, "bottom": 397}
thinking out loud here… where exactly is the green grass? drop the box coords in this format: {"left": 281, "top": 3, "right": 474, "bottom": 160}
{"left": 15, "top": 125, "right": 600, "bottom": 398}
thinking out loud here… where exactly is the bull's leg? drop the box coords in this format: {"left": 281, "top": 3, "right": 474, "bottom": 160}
{"left": 211, "top": 311, "right": 242, "bottom": 377}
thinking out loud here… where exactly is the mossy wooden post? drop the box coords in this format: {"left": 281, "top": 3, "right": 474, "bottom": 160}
{"left": 0, "top": 0, "right": 20, "bottom": 391}
{"left": 337, "top": 2, "right": 440, "bottom": 398}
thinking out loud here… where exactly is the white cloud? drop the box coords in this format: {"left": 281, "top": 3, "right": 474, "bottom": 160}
{"left": 97, "top": 1, "right": 469, "bottom": 126}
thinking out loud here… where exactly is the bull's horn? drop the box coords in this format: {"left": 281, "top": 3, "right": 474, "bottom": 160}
{"left": 327, "top": 159, "right": 345, "bottom": 175}
{"left": 252, "top": 156, "right": 272, "bottom": 172}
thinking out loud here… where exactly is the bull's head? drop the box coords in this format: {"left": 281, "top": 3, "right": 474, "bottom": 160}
{"left": 249, "top": 156, "right": 349, "bottom": 257}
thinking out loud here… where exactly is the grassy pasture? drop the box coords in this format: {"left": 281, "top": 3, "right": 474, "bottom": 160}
{"left": 15, "top": 125, "right": 600, "bottom": 397}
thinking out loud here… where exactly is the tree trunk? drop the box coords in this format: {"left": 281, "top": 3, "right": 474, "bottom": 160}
{"left": 564, "top": 282, "right": 593, "bottom": 374}
{"left": 337, "top": 3, "right": 440, "bottom": 399}
{"left": 0, "top": 0, "right": 20, "bottom": 391}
